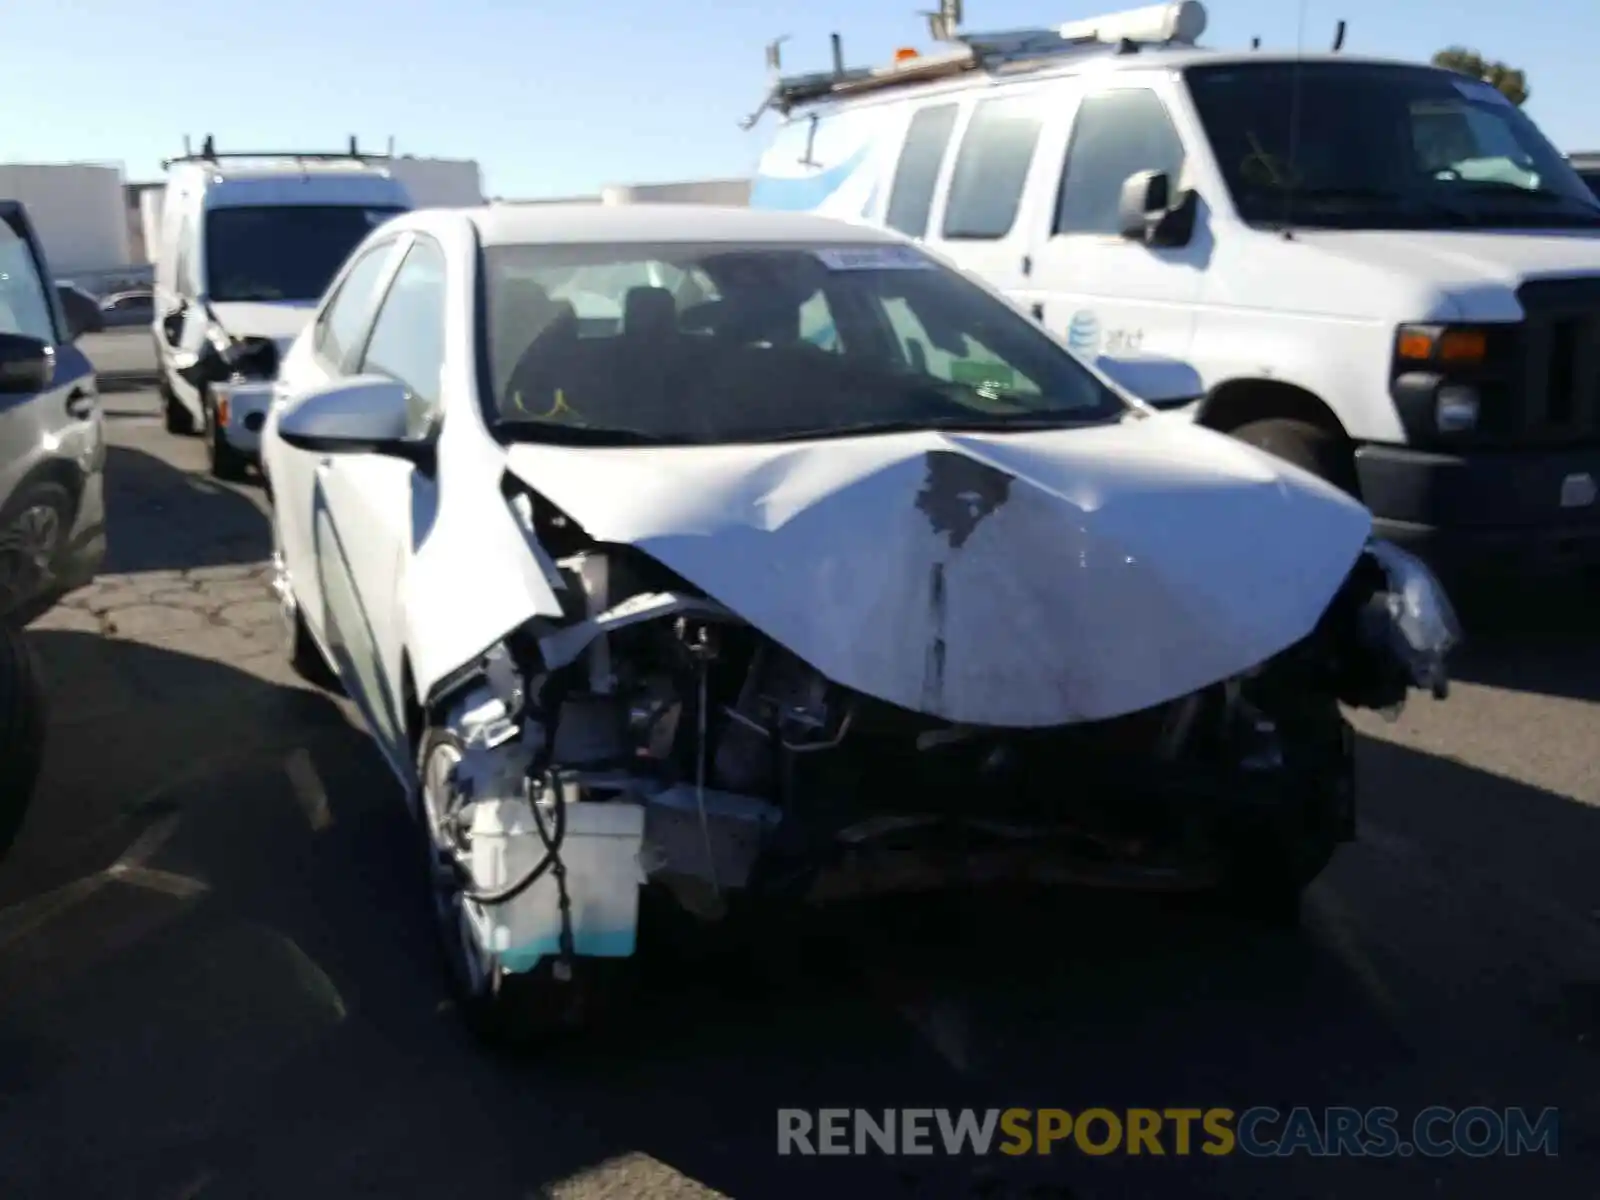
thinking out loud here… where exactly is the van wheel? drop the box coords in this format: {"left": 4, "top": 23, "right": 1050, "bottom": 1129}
{"left": 1231, "top": 418, "right": 1359, "bottom": 497}
{"left": 161, "top": 379, "right": 197, "bottom": 436}
{"left": 203, "top": 389, "right": 250, "bottom": 482}
{"left": 0, "top": 620, "right": 47, "bottom": 862}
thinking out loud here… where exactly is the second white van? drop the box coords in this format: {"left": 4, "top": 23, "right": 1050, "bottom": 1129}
{"left": 152, "top": 137, "right": 413, "bottom": 478}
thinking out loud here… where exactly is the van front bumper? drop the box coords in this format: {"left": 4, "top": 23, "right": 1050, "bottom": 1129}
{"left": 1356, "top": 442, "right": 1600, "bottom": 575}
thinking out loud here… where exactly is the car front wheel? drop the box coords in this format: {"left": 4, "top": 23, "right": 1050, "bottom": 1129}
{"left": 416, "top": 729, "right": 613, "bottom": 1051}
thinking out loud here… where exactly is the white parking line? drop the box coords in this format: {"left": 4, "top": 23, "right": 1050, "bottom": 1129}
{"left": 284, "top": 748, "right": 332, "bottom": 831}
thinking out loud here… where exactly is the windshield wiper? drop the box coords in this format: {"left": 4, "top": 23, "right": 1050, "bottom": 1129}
{"left": 749, "top": 413, "right": 1106, "bottom": 443}
{"left": 498, "top": 420, "right": 676, "bottom": 446}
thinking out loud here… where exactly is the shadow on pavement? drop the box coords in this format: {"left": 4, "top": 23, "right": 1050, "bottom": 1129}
{"left": 1435, "top": 574, "right": 1600, "bottom": 704}
{"left": 100, "top": 444, "right": 270, "bottom": 575}
{"left": 1, "top": 632, "right": 1597, "bottom": 1199}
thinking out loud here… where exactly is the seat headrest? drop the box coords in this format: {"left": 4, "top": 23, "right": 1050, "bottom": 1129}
{"left": 623, "top": 286, "right": 677, "bottom": 339}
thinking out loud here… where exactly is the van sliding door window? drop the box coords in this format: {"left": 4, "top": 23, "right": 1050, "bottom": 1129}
{"left": 885, "top": 104, "right": 959, "bottom": 238}
{"left": 941, "top": 97, "right": 1044, "bottom": 240}
{"left": 1055, "top": 89, "right": 1187, "bottom": 236}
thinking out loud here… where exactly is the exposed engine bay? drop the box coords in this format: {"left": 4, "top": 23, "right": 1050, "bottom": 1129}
{"left": 419, "top": 480, "right": 1460, "bottom": 980}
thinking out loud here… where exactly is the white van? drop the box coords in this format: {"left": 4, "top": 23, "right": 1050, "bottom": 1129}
{"left": 747, "top": 2, "right": 1600, "bottom": 575}
{"left": 152, "top": 137, "right": 413, "bottom": 478}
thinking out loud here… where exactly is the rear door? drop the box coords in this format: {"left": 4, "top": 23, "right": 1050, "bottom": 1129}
{"left": 0, "top": 201, "right": 101, "bottom": 616}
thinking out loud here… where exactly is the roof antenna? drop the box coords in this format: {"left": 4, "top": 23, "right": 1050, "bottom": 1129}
{"left": 1280, "top": 0, "right": 1308, "bottom": 241}
{"left": 182, "top": 134, "right": 193, "bottom": 157}
{"left": 1331, "top": 20, "right": 1346, "bottom": 52}
{"left": 348, "top": 135, "right": 360, "bottom": 157}
{"left": 924, "top": 0, "right": 962, "bottom": 44}
{"left": 1251, "top": 36, "right": 1261, "bottom": 49}
{"left": 201, "top": 134, "right": 215, "bottom": 159}
{"left": 830, "top": 32, "right": 844, "bottom": 76}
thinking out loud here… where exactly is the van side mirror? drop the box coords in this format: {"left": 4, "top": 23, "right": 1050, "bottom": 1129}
{"left": 161, "top": 303, "right": 187, "bottom": 346}
{"left": 0, "top": 333, "right": 56, "bottom": 394}
{"left": 1117, "top": 170, "right": 1197, "bottom": 248}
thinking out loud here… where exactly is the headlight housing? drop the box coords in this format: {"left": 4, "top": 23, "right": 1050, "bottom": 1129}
{"left": 1361, "top": 539, "right": 1461, "bottom": 698}
{"left": 1390, "top": 322, "right": 1513, "bottom": 441}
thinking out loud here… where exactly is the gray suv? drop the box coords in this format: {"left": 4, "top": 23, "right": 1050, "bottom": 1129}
{"left": 0, "top": 199, "right": 107, "bottom": 620}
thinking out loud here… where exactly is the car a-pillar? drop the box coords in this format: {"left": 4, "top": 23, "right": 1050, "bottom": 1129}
{"left": 1197, "top": 379, "right": 1362, "bottom": 499}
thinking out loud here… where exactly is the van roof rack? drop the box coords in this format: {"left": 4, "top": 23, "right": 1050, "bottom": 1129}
{"left": 739, "top": 1, "right": 1208, "bottom": 127}
{"left": 161, "top": 134, "right": 398, "bottom": 170}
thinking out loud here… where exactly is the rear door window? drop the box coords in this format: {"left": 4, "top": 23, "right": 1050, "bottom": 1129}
{"left": 885, "top": 104, "right": 960, "bottom": 238}
{"left": 941, "top": 97, "right": 1045, "bottom": 239}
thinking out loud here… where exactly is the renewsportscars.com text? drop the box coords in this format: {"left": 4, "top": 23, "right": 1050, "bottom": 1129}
{"left": 777, "top": 1106, "right": 1559, "bottom": 1158}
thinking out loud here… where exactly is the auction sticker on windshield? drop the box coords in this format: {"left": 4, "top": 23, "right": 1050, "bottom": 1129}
{"left": 815, "top": 245, "right": 934, "bottom": 271}
{"left": 1451, "top": 78, "right": 1512, "bottom": 106}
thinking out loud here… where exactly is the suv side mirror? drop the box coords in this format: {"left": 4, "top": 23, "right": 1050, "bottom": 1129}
{"left": 0, "top": 332, "right": 56, "bottom": 394}
{"left": 1117, "top": 170, "right": 1197, "bottom": 248}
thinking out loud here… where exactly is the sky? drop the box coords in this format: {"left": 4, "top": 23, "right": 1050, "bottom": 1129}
{"left": 2, "top": 0, "right": 1593, "bottom": 197}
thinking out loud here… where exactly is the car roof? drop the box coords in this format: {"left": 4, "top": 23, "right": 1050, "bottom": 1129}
{"left": 455, "top": 203, "right": 906, "bottom": 248}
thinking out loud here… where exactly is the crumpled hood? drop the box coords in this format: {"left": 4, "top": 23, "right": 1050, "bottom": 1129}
{"left": 1291, "top": 229, "right": 1600, "bottom": 321}
{"left": 210, "top": 300, "right": 317, "bottom": 353}
{"left": 504, "top": 419, "right": 1374, "bottom": 727}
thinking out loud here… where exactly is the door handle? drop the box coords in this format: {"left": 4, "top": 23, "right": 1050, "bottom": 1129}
{"left": 65, "top": 386, "right": 95, "bottom": 419}
{"left": 1030, "top": 303, "right": 1045, "bottom": 323}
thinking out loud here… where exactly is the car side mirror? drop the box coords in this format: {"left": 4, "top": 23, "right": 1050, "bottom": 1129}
{"left": 276, "top": 375, "right": 436, "bottom": 469}
{"left": 1117, "top": 170, "right": 1197, "bottom": 248}
{"left": 0, "top": 332, "right": 56, "bottom": 394}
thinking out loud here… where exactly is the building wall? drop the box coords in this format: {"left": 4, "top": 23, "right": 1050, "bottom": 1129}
{"left": 600, "top": 178, "right": 751, "bottom": 206}
{"left": 0, "top": 163, "right": 130, "bottom": 278}
{"left": 386, "top": 156, "right": 484, "bottom": 208}
{"left": 500, "top": 177, "right": 751, "bottom": 207}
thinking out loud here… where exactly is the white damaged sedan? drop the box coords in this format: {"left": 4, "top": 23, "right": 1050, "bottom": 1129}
{"left": 262, "top": 204, "right": 1459, "bottom": 1044}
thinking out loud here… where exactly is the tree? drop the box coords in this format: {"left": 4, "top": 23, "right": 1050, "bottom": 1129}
{"left": 1431, "top": 46, "right": 1530, "bottom": 107}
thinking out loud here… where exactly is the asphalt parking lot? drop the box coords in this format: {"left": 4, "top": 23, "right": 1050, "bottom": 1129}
{"left": 2, "top": 331, "right": 1599, "bottom": 1198}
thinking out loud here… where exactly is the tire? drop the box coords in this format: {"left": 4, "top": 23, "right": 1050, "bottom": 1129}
{"left": 1213, "top": 708, "right": 1353, "bottom": 928}
{"left": 1231, "top": 418, "right": 1360, "bottom": 497}
{"left": 269, "top": 517, "right": 335, "bottom": 688}
{"left": 0, "top": 481, "right": 74, "bottom": 620}
{"left": 417, "top": 729, "right": 612, "bottom": 1051}
{"left": 160, "top": 374, "right": 198, "bottom": 436}
{"left": 203, "top": 389, "right": 251, "bottom": 482}
{"left": 0, "top": 621, "right": 47, "bottom": 862}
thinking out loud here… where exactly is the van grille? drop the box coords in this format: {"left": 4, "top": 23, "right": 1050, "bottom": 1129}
{"left": 1514, "top": 278, "right": 1600, "bottom": 445}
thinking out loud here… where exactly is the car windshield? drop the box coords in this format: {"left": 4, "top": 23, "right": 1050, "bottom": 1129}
{"left": 204, "top": 205, "right": 407, "bottom": 302}
{"left": 1184, "top": 62, "right": 1600, "bottom": 230}
{"left": 481, "top": 240, "right": 1127, "bottom": 445}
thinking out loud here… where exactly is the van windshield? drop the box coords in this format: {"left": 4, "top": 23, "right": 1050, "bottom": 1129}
{"left": 483, "top": 240, "right": 1128, "bottom": 445}
{"left": 1184, "top": 61, "right": 1600, "bottom": 230}
{"left": 204, "top": 205, "right": 407, "bottom": 302}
